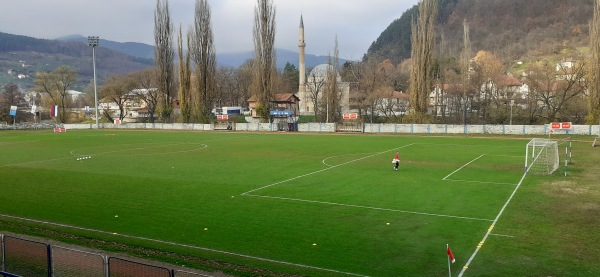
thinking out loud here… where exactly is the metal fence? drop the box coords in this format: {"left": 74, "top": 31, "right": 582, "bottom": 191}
{"left": 0, "top": 234, "right": 216, "bottom": 277}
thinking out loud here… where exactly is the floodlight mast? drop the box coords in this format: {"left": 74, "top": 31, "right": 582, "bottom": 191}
{"left": 88, "top": 36, "right": 100, "bottom": 129}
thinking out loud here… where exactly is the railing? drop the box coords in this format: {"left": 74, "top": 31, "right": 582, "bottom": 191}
{"left": 0, "top": 234, "right": 214, "bottom": 277}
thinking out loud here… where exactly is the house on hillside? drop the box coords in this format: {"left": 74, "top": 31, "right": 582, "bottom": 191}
{"left": 429, "top": 83, "right": 475, "bottom": 117}
{"left": 374, "top": 91, "right": 410, "bottom": 118}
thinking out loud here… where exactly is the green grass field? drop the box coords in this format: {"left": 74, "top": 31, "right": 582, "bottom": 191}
{"left": 1, "top": 130, "right": 599, "bottom": 276}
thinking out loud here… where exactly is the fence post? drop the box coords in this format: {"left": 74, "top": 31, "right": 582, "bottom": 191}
{"left": 1, "top": 234, "right": 4, "bottom": 272}
{"left": 47, "top": 244, "right": 52, "bottom": 277}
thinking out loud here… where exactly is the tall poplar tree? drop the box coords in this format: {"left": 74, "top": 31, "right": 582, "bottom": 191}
{"left": 177, "top": 25, "right": 193, "bottom": 123}
{"left": 252, "top": 0, "right": 276, "bottom": 122}
{"left": 588, "top": 0, "right": 600, "bottom": 125}
{"left": 409, "top": 0, "right": 437, "bottom": 123}
{"left": 191, "top": 0, "right": 216, "bottom": 123}
{"left": 154, "top": 0, "right": 175, "bottom": 122}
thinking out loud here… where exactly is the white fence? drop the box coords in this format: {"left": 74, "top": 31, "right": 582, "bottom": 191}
{"left": 61, "top": 122, "right": 599, "bottom": 136}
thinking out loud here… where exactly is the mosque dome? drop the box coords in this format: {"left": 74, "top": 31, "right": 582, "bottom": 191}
{"left": 308, "top": 64, "right": 341, "bottom": 81}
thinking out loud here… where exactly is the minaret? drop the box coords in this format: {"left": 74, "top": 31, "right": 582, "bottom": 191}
{"left": 298, "top": 15, "right": 306, "bottom": 113}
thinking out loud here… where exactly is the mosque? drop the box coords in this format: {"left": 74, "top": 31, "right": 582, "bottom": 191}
{"left": 296, "top": 16, "right": 351, "bottom": 116}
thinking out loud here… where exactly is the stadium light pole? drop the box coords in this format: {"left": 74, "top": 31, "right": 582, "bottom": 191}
{"left": 88, "top": 36, "right": 100, "bottom": 129}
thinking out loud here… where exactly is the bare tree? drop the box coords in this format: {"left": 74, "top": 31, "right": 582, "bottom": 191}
{"left": 1, "top": 83, "right": 25, "bottom": 122}
{"left": 252, "top": 0, "right": 276, "bottom": 122}
{"left": 409, "top": 0, "right": 438, "bottom": 123}
{"left": 154, "top": 0, "right": 175, "bottom": 121}
{"left": 33, "top": 65, "right": 78, "bottom": 123}
{"left": 191, "top": 0, "right": 217, "bottom": 123}
{"left": 525, "top": 60, "right": 587, "bottom": 122}
{"left": 305, "top": 70, "right": 326, "bottom": 120}
{"left": 324, "top": 37, "right": 342, "bottom": 123}
{"left": 177, "top": 25, "right": 193, "bottom": 123}
{"left": 99, "top": 74, "right": 135, "bottom": 122}
{"left": 130, "top": 68, "right": 160, "bottom": 123}
{"left": 471, "top": 50, "right": 504, "bottom": 122}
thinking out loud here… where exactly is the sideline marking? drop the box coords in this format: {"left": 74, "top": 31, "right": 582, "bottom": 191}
{"left": 245, "top": 194, "right": 493, "bottom": 222}
{"left": 457, "top": 169, "right": 529, "bottom": 277}
{"left": 443, "top": 154, "right": 485, "bottom": 180}
{"left": 0, "top": 213, "right": 368, "bottom": 277}
{"left": 241, "top": 144, "right": 415, "bottom": 195}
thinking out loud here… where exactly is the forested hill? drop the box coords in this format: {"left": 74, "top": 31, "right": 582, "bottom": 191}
{"left": 367, "top": 0, "right": 594, "bottom": 64}
{"left": 0, "top": 32, "right": 153, "bottom": 89}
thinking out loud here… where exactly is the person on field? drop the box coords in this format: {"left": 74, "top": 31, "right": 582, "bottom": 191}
{"left": 392, "top": 152, "right": 400, "bottom": 171}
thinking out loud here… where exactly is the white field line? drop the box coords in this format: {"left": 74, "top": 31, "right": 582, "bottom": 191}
{"left": 0, "top": 213, "right": 369, "bottom": 277}
{"left": 0, "top": 135, "right": 242, "bottom": 168}
{"left": 442, "top": 154, "right": 485, "bottom": 180}
{"left": 489, "top": 233, "right": 514, "bottom": 238}
{"left": 70, "top": 142, "right": 208, "bottom": 157}
{"left": 245, "top": 194, "right": 494, "bottom": 222}
{"left": 322, "top": 152, "right": 376, "bottom": 167}
{"left": 241, "top": 144, "right": 416, "bottom": 196}
{"left": 0, "top": 156, "right": 80, "bottom": 168}
{"left": 457, "top": 170, "right": 529, "bottom": 277}
{"left": 443, "top": 179, "right": 516, "bottom": 186}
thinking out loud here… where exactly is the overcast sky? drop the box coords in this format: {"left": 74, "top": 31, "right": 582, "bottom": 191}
{"left": 0, "top": 0, "right": 419, "bottom": 60}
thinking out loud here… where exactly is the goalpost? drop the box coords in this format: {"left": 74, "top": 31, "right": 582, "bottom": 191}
{"left": 525, "top": 138, "right": 560, "bottom": 175}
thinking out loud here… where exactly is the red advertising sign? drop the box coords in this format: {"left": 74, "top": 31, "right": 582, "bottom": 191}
{"left": 217, "top": 115, "right": 229, "bottom": 120}
{"left": 550, "top": 122, "right": 571, "bottom": 129}
{"left": 343, "top": 113, "right": 358, "bottom": 119}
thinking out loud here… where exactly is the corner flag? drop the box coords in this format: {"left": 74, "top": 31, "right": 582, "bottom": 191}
{"left": 447, "top": 245, "right": 455, "bottom": 263}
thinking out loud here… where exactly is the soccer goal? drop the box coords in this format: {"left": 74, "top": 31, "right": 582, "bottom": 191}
{"left": 525, "top": 138, "right": 559, "bottom": 175}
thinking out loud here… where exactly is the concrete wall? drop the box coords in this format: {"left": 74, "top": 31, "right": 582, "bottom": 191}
{"left": 59, "top": 123, "right": 599, "bottom": 136}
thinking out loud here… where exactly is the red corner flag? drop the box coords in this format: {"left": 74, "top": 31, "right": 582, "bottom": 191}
{"left": 447, "top": 245, "right": 456, "bottom": 263}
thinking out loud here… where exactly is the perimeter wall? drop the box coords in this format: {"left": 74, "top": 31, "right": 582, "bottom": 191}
{"left": 56, "top": 123, "right": 599, "bottom": 136}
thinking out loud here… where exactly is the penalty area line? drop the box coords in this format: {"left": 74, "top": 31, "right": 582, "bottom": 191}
{"left": 241, "top": 143, "right": 415, "bottom": 196}
{"left": 244, "top": 194, "right": 493, "bottom": 222}
{"left": 0, "top": 213, "right": 369, "bottom": 277}
{"left": 443, "top": 154, "right": 485, "bottom": 180}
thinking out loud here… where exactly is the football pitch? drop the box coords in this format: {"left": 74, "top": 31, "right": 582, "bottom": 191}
{"left": 0, "top": 130, "right": 594, "bottom": 276}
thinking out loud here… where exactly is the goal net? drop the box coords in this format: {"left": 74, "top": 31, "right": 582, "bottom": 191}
{"left": 525, "top": 138, "right": 559, "bottom": 175}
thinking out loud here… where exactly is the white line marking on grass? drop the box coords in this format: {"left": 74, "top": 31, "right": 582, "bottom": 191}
{"left": 242, "top": 144, "right": 416, "bottom": 195}
{"left": 457, "top": 170, "right": 529, "bottom": 277}
{"left": 322, "top": 152, "right": 376, "bottom": 167}
{"left": 0, "top": 156, "right": 80, "bottom": 168}
{"left": 442, "top": 154, "right": 485, "bottom": 180}
{"left": 443, "top": 179, "right": 516, "bottom": 186}
{"left": 70, "top": 142, "right": 208, "bottom": 157}
{"left": 490, "top": 233, "right": 514, "bottom": 238}
{"left": 245, "top": 194, "right": 494, "bottom": 222}
{"left": 0, "top": 213, "right": 369, "bottom": 277}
